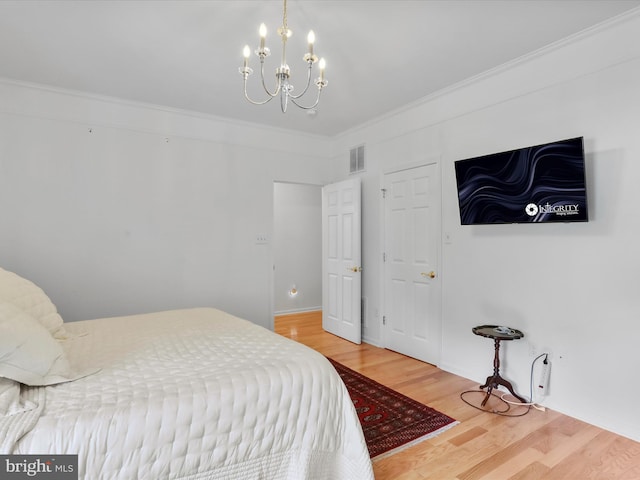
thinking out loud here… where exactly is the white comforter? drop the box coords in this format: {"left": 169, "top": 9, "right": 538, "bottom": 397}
{"left": 13, "top": 308, "right": 374, "bottom": 480}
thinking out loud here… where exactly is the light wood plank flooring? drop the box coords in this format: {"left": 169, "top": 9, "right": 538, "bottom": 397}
{"left": 275, "top": 311, "right": 640, "bottom": 480}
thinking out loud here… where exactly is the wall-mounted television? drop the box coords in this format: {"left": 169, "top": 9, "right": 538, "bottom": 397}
{"left": 454, "top": 136, "right": 588, "bottom": 225}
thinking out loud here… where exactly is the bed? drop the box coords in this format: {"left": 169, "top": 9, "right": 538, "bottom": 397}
{"left": 0, "top": 267, "right": 374, "bottom": 479}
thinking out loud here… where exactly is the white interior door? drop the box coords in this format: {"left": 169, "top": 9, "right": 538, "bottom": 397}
{"left": 322, "top": 178, "right": 362, "bottom": 344}
{"left": 383, "top": 164, "right": 441, "bottom": 364}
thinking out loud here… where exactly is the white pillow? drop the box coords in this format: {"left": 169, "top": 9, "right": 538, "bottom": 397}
{"left": 0, "top": 267, "right": 66, "bottom": 338}
{"left": 0, "top": 301, "right": 75, "bottom": 386}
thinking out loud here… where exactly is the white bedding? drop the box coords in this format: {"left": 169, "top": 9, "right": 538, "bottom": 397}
{"left": 12, "top": 308, "right": 374, "bottom": 480}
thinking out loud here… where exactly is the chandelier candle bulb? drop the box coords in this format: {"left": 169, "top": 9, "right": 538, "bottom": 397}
{"left": 319, "top": 58, "right": 325, "bottom": 80}
{"left": 259, "top": 23, "right": 266, "bottom": 50}
{"left": 307, "top": 30, "right": 315, "bottom": 57}
{"left": 243, "top": 45, "right": 250, "bottom": 68}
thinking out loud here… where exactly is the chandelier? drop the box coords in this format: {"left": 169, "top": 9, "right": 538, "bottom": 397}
{"left": 239, "top": 0, "right": 327, "bottom": 113}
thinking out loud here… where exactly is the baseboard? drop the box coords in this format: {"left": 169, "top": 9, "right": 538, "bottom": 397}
{"left": 438, "top": 362, "right": 481, "bottom": 384}
{"left": 274, "top": 307, "right": 322, "bottom": 316}
{"left": 362, "top": 335, "right": 383, "bottom": 348}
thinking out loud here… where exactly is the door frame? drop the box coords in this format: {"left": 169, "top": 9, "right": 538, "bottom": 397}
{"left": 271, "top": 180, "right": 324, "bottom": 329}
{"left": 270, "top": 178, "right": 362, "bottom": 344}
{"left": 379, "top": 157, "right": 443, "bottom": 364}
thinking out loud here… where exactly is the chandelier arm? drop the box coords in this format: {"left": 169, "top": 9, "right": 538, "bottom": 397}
{"left": 288, "top": 86, "right": 323, "bottom": 110}
{"left": 287, "top": 63, "right": 314, "bottom": 100}
{"left": 242, "top": 77, "right": 276, "bottom": 105}
{"left": 259, "top": 60, "right": 282, "bottom": 98}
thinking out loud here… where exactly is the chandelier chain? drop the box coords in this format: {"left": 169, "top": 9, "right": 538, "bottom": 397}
{"left": 283, "top": 0, "right": 288, "bottom": 31}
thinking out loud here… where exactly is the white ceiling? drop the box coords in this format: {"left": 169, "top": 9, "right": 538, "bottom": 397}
{"left": 1, "top": 0, "right": 639, "bottom": 136}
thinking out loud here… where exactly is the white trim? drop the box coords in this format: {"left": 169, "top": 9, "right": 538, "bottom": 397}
{"left": 337, "top": 6, "right": 640, "bottom": 139}
{"left": 0, "top": 77, "right": 333, "bottom": 158}
{"left": 0, "top": 76, "right": 329, "bottom": 141}
{"left": 273, "top": 307, "right": 322, "bottom": 316}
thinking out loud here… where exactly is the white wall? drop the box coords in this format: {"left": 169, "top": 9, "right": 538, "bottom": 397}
{"left": 2, "top": 9, "right": 640, "bottom": 444}
{"left": 332, "top": 12, "right": 640, "bottom": 441}
{"left": 273, "top": 182, "right": 322, "bottom": 314}
{"left": 0, "top": 82, "right": 334, "bottom": 329}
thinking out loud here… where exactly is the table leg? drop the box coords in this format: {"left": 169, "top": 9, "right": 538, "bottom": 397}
{"left": 479, "top": 338, "right": 526, "bottom": 406}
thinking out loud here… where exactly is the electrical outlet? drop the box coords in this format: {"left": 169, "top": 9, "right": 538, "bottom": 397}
{"left": 537, "top": 359, "right": 551, "bottom": 395}
{"left": 255, "top": 233, "right": 269, "bottom": 244}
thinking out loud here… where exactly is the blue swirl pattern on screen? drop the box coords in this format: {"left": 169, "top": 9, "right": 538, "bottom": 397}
{"left": 455, "top": 137, "right": 588, "bottom": 224}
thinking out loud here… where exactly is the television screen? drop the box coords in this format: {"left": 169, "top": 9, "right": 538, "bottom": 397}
{"left": 454, "top": 137, "right": 588, "bottom": 225}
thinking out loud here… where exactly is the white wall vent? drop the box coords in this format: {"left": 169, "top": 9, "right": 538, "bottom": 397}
{"left": 349, "top": 145, "right": 365, "bottom": 174}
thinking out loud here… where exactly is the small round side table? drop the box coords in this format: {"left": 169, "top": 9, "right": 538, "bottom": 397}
{"left": 472, "top": 325, "right": 526, "bottom": 406}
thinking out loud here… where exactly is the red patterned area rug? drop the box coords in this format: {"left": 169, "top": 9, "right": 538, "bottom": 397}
{"left": 327, "top": 357, "right": 458, "bottom": 460}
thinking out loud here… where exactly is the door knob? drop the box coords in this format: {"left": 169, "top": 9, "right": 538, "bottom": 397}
{"left": 348, "top": 266, "right": 362, "bottom": 273}
{"left": 421, "top": 271, "right": 436, "bottom": 279}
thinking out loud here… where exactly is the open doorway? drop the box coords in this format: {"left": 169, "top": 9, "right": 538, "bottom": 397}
{"left": 273, "top": 182, "right": 322, "bottom": 315}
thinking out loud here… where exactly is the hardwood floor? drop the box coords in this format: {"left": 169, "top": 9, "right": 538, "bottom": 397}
{"left": 275, "top": 311, "right": 640, "bottom": 480}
